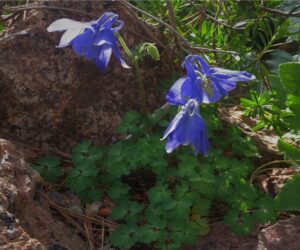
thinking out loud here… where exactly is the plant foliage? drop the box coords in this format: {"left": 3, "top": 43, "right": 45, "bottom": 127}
{"left": 29, "top": 0, "right": 300, "bottom": 249}
{"left": 33, "top": 105, "right": 297, "bottom": 249}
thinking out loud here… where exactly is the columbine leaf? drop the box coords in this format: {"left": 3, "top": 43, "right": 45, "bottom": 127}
{"left": 65, "top": 175, "right": 94, "bottom": 193}
{"left": 190, "top": 172, "right": 217, "bottom": 199}
{"left": 223, "top": 210, "right": 254, "bottom": 235}
{"left": 148, "top": 184, "right": 172, "bottom": 205}
{"left": 32, "top": 156, "right": 61, "bottom": 182}
{"left": 278, "top": 139, "right": 300, "bottom": 162}
{"left": 107, "top": 182, "right": 130, "bottom": 201}
{"left": 128, "top": 201, "right": 144, "bottom": 214}
{"left": 72, "top": 142, "right": 103, "bottom": 166}
{"left": 175, "top": 155, "right": 199, "bottom": 177}
{"left": 110, "top": 225, "right": 139, "bottom": 249}
{"left": 146, "top": 204, "right": 167, "bottom": 229}
{"left": 86, "top": 189, "right": 103, "bottom": 202}
{"left": 116, "top": 110, "right": 142, "bottom": 135}
{"left": 275, "top": 173, "right": 300, "bottom": 212}
{"left": 166, "top": 200, "right": 191, "bottom": 224}
{"left": 191, "top": 198, "right": 211, "bottom": 217}
{"left": 138, "top": 226, "right": 160, "bottom": 244}
{"left": 253, "top": 197, "right": 277, "bottom": 224}
{"left": 111, "top": 205, "right": 128, "bottom": 220}
{"left": 73, "top": 141, "right": 92, "bottom": 155}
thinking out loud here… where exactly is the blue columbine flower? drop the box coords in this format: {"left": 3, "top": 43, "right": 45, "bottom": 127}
{"left": 166, "top": 54, "right": 255, "bottom": 105}
{"left": 162, "top": 99, "right": 209, "bottom": 155}
{"left": 47, "top": 12, "right": 129, "bottom": 71}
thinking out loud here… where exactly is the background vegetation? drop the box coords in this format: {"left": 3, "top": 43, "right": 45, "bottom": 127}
{"left": 2, "top": 0, "right": 298, "bottom": 249}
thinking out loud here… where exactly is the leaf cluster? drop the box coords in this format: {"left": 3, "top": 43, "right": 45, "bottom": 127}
{"left": 31, "top": 1, "right": 300, "bottom": 248}
{"left": 240, "top": 62, "right": 300, "bottom": 161}
{"left": 32, "top": 105, "right": 297, "bottom": 249}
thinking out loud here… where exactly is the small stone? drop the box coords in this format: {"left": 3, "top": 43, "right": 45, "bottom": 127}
{"left": 86, "top": 201, "right": 102, "bottom": 214}
{"left": 6, "top": 228, "right": 19, "bottom": 240}
{"left": 68, "top": 205, "right": 83, "bottom": 215}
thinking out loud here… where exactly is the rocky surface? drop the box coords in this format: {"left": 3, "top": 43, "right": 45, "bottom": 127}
{"left": 0, "top": 139, "right": 86, "bottom": 250}
{"left": 1, "top": 2, "right": 299, "bottom": 250}
{"left": 255, "top": 168, "right": 300, "bottom": 196}
{"left": 219, "top": 106, "right": 281, "bottom": 163}
{"left": 186, "top": 216, "right": 300, "bottom": 250}
{"left": 0, "top": 1, "right": 165, "bottom": 153}
{"left": 1, "top": 138, "right": 299, "bottom": 250}
{"left": 258, "top": 216, "right": 300, "bottom": 250}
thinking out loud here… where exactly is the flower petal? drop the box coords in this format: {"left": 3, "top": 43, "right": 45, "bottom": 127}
{"left": 57, "top": 29, "right": 83, "bottom": 48}
{"left": 85, "top": 46, "right": 102, "bottom": 60}
{"left": 201, "top": 81, "right": 222, "bottom": 103}
{"left": 71, "top": 29, "right": 94, "bottom": 56}
{"left": 166, "top": 77, "right": 190, "bottom": 105}
{"left": 95, "top": 13, "right": 123, "bottom": 31}
{"left": 162, "top": 110, "right": 186, "bottom": 140}
{"left": 192, "top": 55, "right": 211, "bottom": 75}
{"left": 163, "top": 99, "right": 210, "bottom": 155}
{"left": 47, "top": 18, "right": 93, "bottom": 32}
{"left": 164, "top": 115, "right": 190, "bottom": 153}
{"left": 111, "top": 42, "right": 130, "bottom": 68}
{"left": 183, "top": 79, "right": 203, "bottom": 102}
{"left": 96, "top": 12, "right": 116, "bottom": 26}
{"left": 190, "top": 115, "right": 210, "bottom": 155}
{"left": 94, "top": 29, "right": 115, "bottom": 46}
{"left": 212, "top": 68, "right": 255, "bottom": 82}
{"left": 118, "top": 57, "right": 130, "bottom": 69}
{"left": 102, "top": 14, "right": 119, "bottom": 30}
{"left": 210, "top": 77, "right": 236, "bottom": 94}
{"left": 47, "top": 18, "right": 94, "bottom": 48}
{"left": 183, "top": 55, "right": 197, "bottom": 79}
{"left": 48, "top": 13, "right": 128, "bottom": 71}
{"left": 166, "top": 77, "right": 203, "bottom": 105}
{"left": 111, "top": 20, "right": 124, "bottom": 31}
{"left": 165, "top": 112, "right": 209, "bottom": 155}
{"left": 166, "top": 133, "right": 181, "bottom": 153}
{"left": 95, "top": 45, "right": 113, "bottom": 71}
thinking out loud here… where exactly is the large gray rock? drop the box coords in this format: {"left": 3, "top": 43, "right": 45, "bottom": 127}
{"left": 185, "top": 215, "right": 300, "bottom": 250}
{"left": 0, "top": 139, "right": 86, "bottom": 249}
{"left": 0, "top": 1, "right": 164, "bottom": 152}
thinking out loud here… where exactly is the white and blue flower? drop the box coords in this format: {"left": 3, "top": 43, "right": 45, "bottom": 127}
{"left": 166, "top": 55, "right": 255, "bottom": 105}
{"left": 47, "top": 12, "right": 129, "bottom": 71}
{"left": 162, "top": 99, "right": 209, "bottom": 155}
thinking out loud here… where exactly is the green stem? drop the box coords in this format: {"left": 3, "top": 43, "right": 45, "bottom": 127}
{"left": 116, "top": 32, "right": 147, "bottom": 113}
{"left": 133, "top": 59, "right": 147, "bottom": 113}
{"left": 115, "top": 32, "right": 133, "bottom": 58}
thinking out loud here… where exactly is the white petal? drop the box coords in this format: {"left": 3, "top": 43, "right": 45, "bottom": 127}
{"left": 162, "top": 111, "right": 185, "bottom": 140}
{"left": 47, "top": 18, "right": 94, "bottom": 32}
{"left": 97, "top": 46, "right": 112, "bottom": 70}
{"left": 119, "top": 58, "right": 130, "bottom": 68}
{"left": 57, "top": 29, "right": 83, "bottom": 48}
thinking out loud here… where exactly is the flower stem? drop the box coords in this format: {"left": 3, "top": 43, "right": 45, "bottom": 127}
{"left": 115, "top": 32, "right": 132, "bottom": 58}
{"left": 133, "top": 59, "right": 147, "bottom": 113}
{"left": 116, "top": 32, "right": 147, "bottom": 113}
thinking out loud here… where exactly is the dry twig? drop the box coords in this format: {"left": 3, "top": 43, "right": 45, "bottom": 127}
{"left": 4, "top": 4, "right": 97, "bottom": 18}
{"left": 42, "top": 192, "right": 119, "bottom": 249}
{"left": 120, "top": 0, "right": 237, "bottom": 54}
{"left": 250, "top": 159, "right": 300, "bottom": 184}
{"left": 187, "top": 0, "right": 242, "bottom": 30}
{"left": 259, "top": 5, "right": 300, "bottom": 17}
